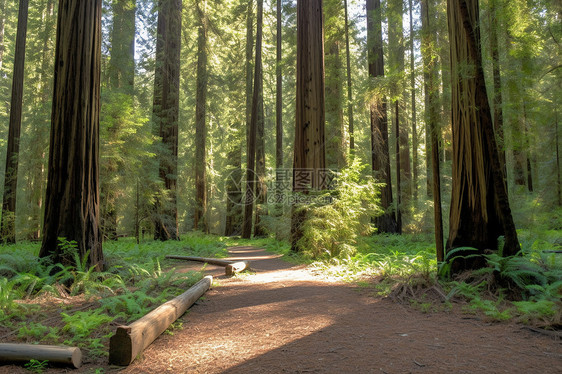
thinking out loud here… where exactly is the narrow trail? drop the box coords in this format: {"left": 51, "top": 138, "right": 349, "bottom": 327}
{"left": 120, "top": 246, "right": 561, "bottom": 374}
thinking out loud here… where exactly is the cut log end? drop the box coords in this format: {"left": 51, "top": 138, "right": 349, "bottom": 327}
{"left": 225, "top": 261, "right": 249, "bottom": 276}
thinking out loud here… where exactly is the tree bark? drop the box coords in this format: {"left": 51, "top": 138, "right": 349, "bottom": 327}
{"left": 422, "top": 0, "right": 444, "bottom": 261}
{"left": 557, "top": 110, "right": 561, "bottom": 206}
{"left": 194, "top": 0, "right": 208, "bottom": 233}
{"left": 0, "top": 0, "right": 5, "bottom": 71}
{"left": 1, "top": 0, "right": 28, "bottom": 244}
{"left": 153, "top": 0, "right": 181, "bottom": 241}
{"left": 0, "top": 343, "right": 82, "bottom": 369}
{"left": 446, "top": 0, "right": 519, "bottom": 269}
{"left": 241, "top": 0, "right": 254, "bottom": 239}
{"left": 39, "top": 0, "right": 104, "bottom": 271}
{"left": 344, "top": 0, "right": 354, "bottom": 153}
{"left": 367, "top": 0, "right": 397, "bottom": 233}
{"left": 291, "top": 0, "right": 326, "bottom": 251}
{"left": 409, "top": 0, "right": 418, "bottom": 201}
{"left": 395, "top": 102, "right": 402, "bottom": 233}
{"left": 276, "top": 0, "right": 283, "bottom": 175}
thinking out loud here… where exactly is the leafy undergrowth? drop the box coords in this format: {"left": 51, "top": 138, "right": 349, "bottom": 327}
{"left": 0, "top": 233, "right": 227, "bottom": 363}
{"left": 260, "top": 232, "right": 561, "bottom": 329}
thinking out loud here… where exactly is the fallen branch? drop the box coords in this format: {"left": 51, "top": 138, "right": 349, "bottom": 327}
{"left": 0, "top": 343, "right": 82, "bottom": 368}
{"left": 109, "top": 275, "right": 212, "bottom": 366}
{"left": 166, "top": 255, "right": 249, "bottom": 276}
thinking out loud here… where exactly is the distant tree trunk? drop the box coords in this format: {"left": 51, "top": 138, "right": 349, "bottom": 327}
{"left": 325, "top": 0, "right": 345, "bottom": 170}
{"left": 153, "top": 0, "right": 181, "bottom": 241}
{"left": 254, "top": 0, "right": 267, "bottom": 238}
{"left": 489, "top": 0, "right": 506, "bottom": 186}
{"left": 275, "top": 0, "right": 283, "bottom": 190}
{"left": 446, "top": 0, "right": 519, "bottom": 269}
{"left": 394, "top": 102, "right": 402, "bottom": 233}
{"left": 422, "top": 0, "right": 443, "bottom": 261}
{"left": 555, "top": 109, "right": 562, "bottom": 206}
{"left": 291, "top": 0, "right": 326, "bottom": 251}
{"left": 224, "top": 136, "right": 243, "bottom": 236}
{"left": 0, "top": 0, "right": 5, "bottom": 71}
{"left": 437, "top": 1, "right": 451, "bottom": 162}
{"left": 409, "top": 0, "right": 418, "bottom": 201}
{"left": 241, "top": 0, "right": 254, "bottom": 238}
{"left": 194, "top": 0, "right": 208, "bottom": 233}
{"left": 39, "top": 0, "right": 104, "bottom": 270}
{"left": 344, "top": 0, "right": 355, "bottom": 153}
{"left": 1, "top": 0, "right": 29, "bottom": 244}
{"left": 368, "top": 0, "right": 397, "bottom": 233}
{"left": 523, "top": 104, "right": 533, "bottom": 193}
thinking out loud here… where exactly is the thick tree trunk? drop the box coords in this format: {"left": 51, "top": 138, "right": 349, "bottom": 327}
{"left": 275, "top": 0, "right": 283, "bottom": 190}
{"left": 446, "top": 0, "right": 519, "bottom": 268}
{"left": 409, "top": 0, "right": 418, "bottom": 201}
{"left": 153, "top": 0, "right": 181, "bottom": 241}
{"left": 1, "top": 0, "right": 28, "bottom": 244}
{"left": 241, "top": 0, "right": 254, "bottom": 238}
{"left": 344, "top": 0, "right": 354, "bottom": 153}
{"left": 395, "top": 102, "right": 402, "bottom": 233}
{"left": 368, "top": 0, "right": 397, "bottom": 233}
{"left": 194, "top": 1, "right": 208, "bottom": 233}
{"left": 291, "top": 0, "right": 326, "bottom": 251}
{"left": 39, "top": 0, "right": 104, "bottom": 271}
{"left": 254, "top": 0, "right": 267, "bottom": 238}
{"left": 422, "top": 0, "right": 444, "bottom": 261}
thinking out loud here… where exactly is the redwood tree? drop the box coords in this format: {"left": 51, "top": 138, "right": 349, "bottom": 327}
{"left": 1, "top": 0, "right": 28, "bottom": 244}
{"left": 152, "top": 0, "right": 181, "bottom": 241}
{"left": 367, "top": 0, "right": 397, "bottom": 233}
{"left": 291, "top": 0, "right": 326, "bottom": 250}
{"left": 39, "top": 0, "right": 104, "bottom": 270}
{"left": 446, "top": 0, "right": 519, "bottom": 268}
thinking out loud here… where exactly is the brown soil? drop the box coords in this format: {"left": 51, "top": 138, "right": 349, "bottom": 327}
{"left": 1, "top": 246, "right": 561, "bottom": 373}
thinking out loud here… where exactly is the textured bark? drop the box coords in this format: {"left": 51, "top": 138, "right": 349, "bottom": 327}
{"left": 254, "top": 0, "right": 267, "bottom": 238}
{"left": 446, "top": 0, "right": 519, "bottom": 268}
{"left": 224, "top": 139, "right": 242, "bottom": 236}
{"left": 291, "top": 0, "right": 326, "bottom": 250}
{"left": 409, "top": 0, "right": 418, "bottom": 201}
{"left": 241, "top": 0, "right": 254, "bottom": 238}
{"left": 422, "top": 0, "right": 444, "bottom": 261}
{"left": 194, "top": 1, "right": 208, "bottom": 233}
{"left": 39, "top": 0, "right": 104, "bottom": 271}
{"left": 1, "top": 0, "right": 28, "bottom": 244}
{"left": 275, "top": 0, "right": 283, "bottom": 180}
{"left": 153, "top": 0, "right": 181, "bottom": 241}
{"left": 395, "top": 102, "right": 402, "bottom": 234}
{"left": 344, "top": 0, "right": 354, "bottom": 153}
{"left": 367, "top": 0, "right": 397, "bottom": 233}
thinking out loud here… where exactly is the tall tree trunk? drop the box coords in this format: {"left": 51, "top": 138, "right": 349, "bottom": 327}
{"left": 409, "top": 0, "right": 418, "bottom": 201}
{"left": 291, "top": 0, "right": 326, "bottom": 251}
{"left": 395, "top": 102, "right": 402, "bottom": 233}
{"left": 325, "top": 0, "right": 345, "bottom": 170}
{"left": 344, "top": 0, "right": 354, "bottom": 153}
{"left": 241, "top": 0, "right": 254, "bottom": 238}
{"left": 275, "top": 0, "right": 283, "bottom": 195}
{"left": 557, "top": 110, "right": 561, "bottom": 206}
{"left": 194, "top": 0, "right": 208, "bottom": 233}
{"left": 254, "top": 0, "right": 267, "bottom": 238}
{"left": 39, "top": 0, "right": 104, "bottom": 270}
{"left": 446, "top": 0, "right": 519, "bottom": 270}
{"left": 523, "top": 103, "right": 533, "bottom": 192}
{"left": 1, "top": 0, "right": 29, "bottom": 244}
{"left": 368, "top": 0, "right": 397, "bottom": 233}
{"left": 422, "top": 0, "right": 443, "bottom": 261}
{"left": 153, "top": 0, "right": 181, "bottom": 241}
{"left": 489, "top": 0, "right": 506, "bottom": 186}
{"left": 224, "top": 135, "right": 243, "bottom": 236}
{"left": 437, "top": 0, "right": 451, "bottom": 162}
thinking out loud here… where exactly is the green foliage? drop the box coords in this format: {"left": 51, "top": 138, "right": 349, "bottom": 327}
{"left": 17, "top": 322, "right": 58, "bottom": 341}
{"left": 24, "top": 359, "right": 49, "bottom": 374}
{"left": 295, "top": 159, "right": 382, "bottom": 258}
{"left": 61, "top": 310, "right": 114, "bottom": 341}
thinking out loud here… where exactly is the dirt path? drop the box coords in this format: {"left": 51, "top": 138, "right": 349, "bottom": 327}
{"left": 118, "top": 246, "right": 561, "bottom": 374}
{"left": 1, "top": 246, "right": 560, "bottom": 373}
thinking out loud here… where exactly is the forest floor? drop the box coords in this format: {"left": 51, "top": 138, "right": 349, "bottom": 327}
{"left": 1, "top": 246, "right": 561, "bottom": 374}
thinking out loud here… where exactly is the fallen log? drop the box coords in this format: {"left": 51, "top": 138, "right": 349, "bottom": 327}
{"left": 109, "top": 275, "right": 212, "bottom": 366}
{"left": 165, "top": 255, "right": 249, "bottom": 276}
{"left": 0, "top": 343, "right": 82, "bottom": 368}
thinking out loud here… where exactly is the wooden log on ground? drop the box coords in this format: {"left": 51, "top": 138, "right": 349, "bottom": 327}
{"left": 225, "top": 261, "right": 250, "bottom": 276}
{"left": 109, "top": 275, "right": 212, "bottom": 366}
{"left": 166, "top": 255, "right": 250, "bottom": 276}
{"left": 0, "top": 343, "right": 82, "bottom": 368}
